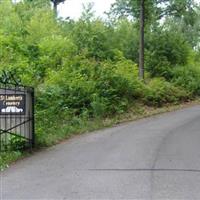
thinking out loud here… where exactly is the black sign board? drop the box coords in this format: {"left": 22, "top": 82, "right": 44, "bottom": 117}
{"left": 0, "top": 94, "right": 26, "bottom": 115}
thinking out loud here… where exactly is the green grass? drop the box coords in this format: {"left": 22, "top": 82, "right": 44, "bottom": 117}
{"left": 0, "top": 151, "right": 23, "bottom": 171}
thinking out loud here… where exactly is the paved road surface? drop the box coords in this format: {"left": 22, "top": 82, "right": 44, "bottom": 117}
{"left": 2, "top": 106, "right": 200, "bottom": 199}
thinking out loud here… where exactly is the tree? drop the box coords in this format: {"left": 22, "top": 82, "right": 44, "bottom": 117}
{"left": 109, "top": 0, "right": 199, "bottom": 79}
{"left": 109, "top": 0, "right": 157, "bottom": 79}
{"left": 139, "top": 0, "right": 144, "bottom": 79}
{"left": 110, "top": 0, "right": 198, "bottom": 23}
{"left": 81, "top": 2, "right": 95, "bottom": 22}
{"left": 51, "top": 0, "right": 65, "bottom": 15}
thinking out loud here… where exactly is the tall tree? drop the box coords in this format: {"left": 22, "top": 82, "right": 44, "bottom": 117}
{"left": 109, "top": 0, "right": 198, "bottom": 78}
{"left": 139, "top": 0, "right": 144, "bottom": 79}
{"left": 109, "top": 0, "right": 157, "bottom": 79}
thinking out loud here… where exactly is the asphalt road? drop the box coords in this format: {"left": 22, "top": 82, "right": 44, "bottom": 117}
{"left": 2, "top": 105, "right": 200, "bottom": 199}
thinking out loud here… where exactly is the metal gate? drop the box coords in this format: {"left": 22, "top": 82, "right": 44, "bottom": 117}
{"left": 0, "top": 71, "right": 34, "bottom": 151}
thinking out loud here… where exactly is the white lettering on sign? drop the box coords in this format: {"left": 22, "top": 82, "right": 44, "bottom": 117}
{"left": 0, "top": 94, "right": 26, "bottom": 115}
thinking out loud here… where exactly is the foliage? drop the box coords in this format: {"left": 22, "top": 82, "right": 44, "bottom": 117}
{"left": 144, "top": 78, "right": 190, "bottom": 107}
{"left": 8, "top": 136, "right": 28, "bottom": 151}
{"left": 0, "top": 151, "right": 22, "bottom": 171}
{"left": 172, "top": 65, "right": 200, "bottom": 96}
{"left": 145, "top": 29, "right": 190, "bottom": 79}
{"left": 71, "top": 19, "right": 116, "bottom": 60}
{"left": 38, "top": 57, "right": 142, "bottom": 118}
{"left": 109, "top": 0, "right": 198, "bottom": 23}
{"left": 112, "top": 19, "right": 139, "bottom": 61}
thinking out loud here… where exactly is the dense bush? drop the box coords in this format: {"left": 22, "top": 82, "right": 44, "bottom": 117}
{"left": 71, "top": 20, "right": 116, "bottom": 60}
{"left": 144, "top": 78, "right": 190, "bottom": 107}
{"left": 171, "top": 65, "right": 200, "bottom": 96}
{"left": 37, "top": 58, "right": 143, "bottom": 118}
{"left": 35, "top": 58, "right": 143, "bottom": 145}
{"left": 145, "top": 30, "right": 190, "bottom": 79}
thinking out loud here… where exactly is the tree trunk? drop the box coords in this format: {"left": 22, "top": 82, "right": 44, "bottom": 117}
{"left": 139, "top": 0, "right": 144, "bottom": 79}
{"left": 53, "top": 2, "right": 58, "bottom": 16}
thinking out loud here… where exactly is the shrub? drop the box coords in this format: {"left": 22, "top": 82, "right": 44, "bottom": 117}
{"left": 171, "top": 65, "right": 200, "bottom": 96}
{"left": 145, "top": 30, "right": 190, "bottom": 79}
{"left": 35, "top": 57, "right": 146, "bottom": 145}
{"left": 38, "top": 58, "right": 143, "bottom": 117}
{"left": 144, "top": 78, "right": 189, "bottom": 107}
{"left": 9, "top": 135, "right": 27, "bottom": 151}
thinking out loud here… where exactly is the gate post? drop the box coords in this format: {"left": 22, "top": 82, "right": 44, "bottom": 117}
{"left": 31, "top": 88, "right": 35, "bottom": 148}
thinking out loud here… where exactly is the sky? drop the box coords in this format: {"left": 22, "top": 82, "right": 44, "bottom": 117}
{"left": 58, "top": 0, "right": 200, "bottom": 20}
{"left": 58, "top": 0, "right": 116, "bottom": 19}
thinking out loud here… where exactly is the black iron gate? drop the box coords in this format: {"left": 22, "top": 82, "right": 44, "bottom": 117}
{"left": 0, "top": 71, "right": 34, "bottom": 151}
